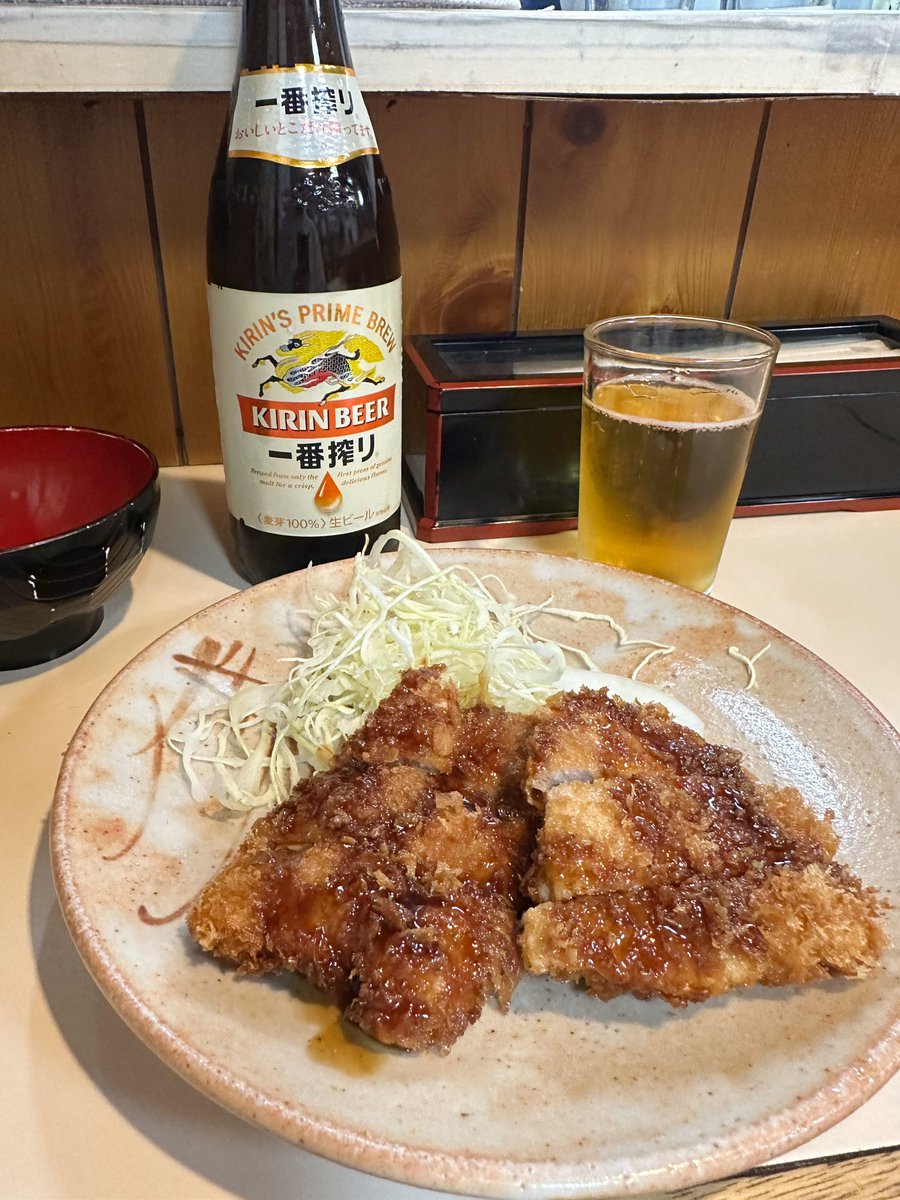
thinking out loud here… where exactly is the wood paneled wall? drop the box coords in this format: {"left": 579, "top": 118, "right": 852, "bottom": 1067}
{"left": 0, "top": 96, "right": 180, "bottom": 461}
{"left": 143, "top": 94, "right": 226, "bottom": 465}
{"left": 1, "top": 93, "right": 898, "bottom": 466}
{"left": 370, "top": 94, "right": 525, "bottom": 335}
{"left": 519, "top": 99, "right": 766, "bottom": 329}
{"left": 730, "top": 98, "right": 900, "bottom": 323}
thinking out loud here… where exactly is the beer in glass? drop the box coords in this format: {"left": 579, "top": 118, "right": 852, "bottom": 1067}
{"left": 578, "top": 316, "right": 779, "bottom": 592}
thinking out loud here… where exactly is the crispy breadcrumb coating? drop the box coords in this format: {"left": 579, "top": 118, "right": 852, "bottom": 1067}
{"left": 520, "top": 688, "right": 885, "bottom": 1004}
{"left": 189, "top": 668, "right": 535, "bottom": 1051}
{"left": 189, "top": 674, "right": 887, "bottom": 1048}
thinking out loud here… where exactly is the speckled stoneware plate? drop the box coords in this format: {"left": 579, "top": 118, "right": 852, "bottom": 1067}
{"left": 51, "top": 549, "right": 900, "bottom": 1198}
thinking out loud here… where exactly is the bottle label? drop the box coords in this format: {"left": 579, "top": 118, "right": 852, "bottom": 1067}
{"left": 228, "top": 64, "right": 378, "bottom": 169}
{"left": 207, "top": 280, "right": 402, "bottom": 538}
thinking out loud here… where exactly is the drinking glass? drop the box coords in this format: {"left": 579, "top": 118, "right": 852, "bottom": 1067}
{"left": 578, "top": 314, "right": 779, "bottom": 592}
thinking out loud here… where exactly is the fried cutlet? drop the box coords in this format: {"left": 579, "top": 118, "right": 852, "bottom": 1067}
{"left": 188, "top": 667, "right": 536, "bottom": 1052}
{"left": 525, "top": 689, "right": 839, "bottom": 901}
{"left": 521, "top": 863, "right": 887, "bottom": 1005}
{"left": 337, "top": 668, "right": 534, "bottom": 803}
{"left": 520, "top": 688, "right": 886, "bottom": 1004}
{"left": 336, "top": 665, "right": 465, "bottom": 773}
{"left": 447, "top": 703, "right": 535, "bottom": 806}
{"left": 189, "top": 667, "right": 886, "bottom": 1044}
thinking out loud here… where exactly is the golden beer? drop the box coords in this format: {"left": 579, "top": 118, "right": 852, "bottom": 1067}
{"left": 578, "top": 377, "right": 760, "bottom": 592}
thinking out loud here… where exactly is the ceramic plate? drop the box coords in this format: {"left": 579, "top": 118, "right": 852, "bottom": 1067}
{"left": 51, "top": 549, "right": 900, "bottom": 1198}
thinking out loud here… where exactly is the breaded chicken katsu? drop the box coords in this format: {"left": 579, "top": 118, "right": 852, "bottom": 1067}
{"left": 188, "top": 668, "right": 536, "bottom": 1052}
{"left": 520, "top": 689, "right": 886, "bottom": 1004}
{"left": 521, "top": 864, "right": 885, "bottom": 1005}
{"left": 524, "top": 689, "right": 841, "bottom": 901}
{"left": 189, "top": 672, "right": 886, "bottom": 1049}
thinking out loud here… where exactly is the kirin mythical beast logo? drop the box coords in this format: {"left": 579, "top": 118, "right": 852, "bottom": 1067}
{"left": 252, "top": 330, "right": 385, "bottom": 402}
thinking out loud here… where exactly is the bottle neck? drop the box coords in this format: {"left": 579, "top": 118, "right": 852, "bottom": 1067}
{"left": 239, "top": 0, "right": 352, "bottom": 73}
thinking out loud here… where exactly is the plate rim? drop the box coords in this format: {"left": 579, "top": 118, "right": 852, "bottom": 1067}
{"left": 50, "top": 547, "right": 900, "bottom": 1197}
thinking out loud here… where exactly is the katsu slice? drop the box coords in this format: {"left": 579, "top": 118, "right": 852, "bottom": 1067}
{"left": 522, "top": 688, "right": 887, "bottom": 1005}
{"left": 188, "top": 770, "right": 532, "bottom": 1049}
{"left": 336, "top": 664, "right": 464, "bottom": 773}
{"left": 186, "top": 762, "right": 436, "bottom": 993}
{"left": 189, "top": 668, "right": 536, "bottom": 1052}
{"left": 525, "top": 688, "right": 839, "bottom": 900}
{"left": 521, "top": 863, "right": 887, "bottom": 1006}
{"left": 447, "top": 702, "right": 536, "bottom": 806}
{"left": 336, "top": 665, "right": 535, "bottom": 800}
{"left": 348, "top": 891, "right": 521, "bottom": 1050}
{"left": 347, "top": 785, "right": 534, "bottom": 1049}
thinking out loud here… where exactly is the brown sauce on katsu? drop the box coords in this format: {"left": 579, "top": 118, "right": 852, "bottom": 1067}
{"left": 189, "top": 669, "right": 887, "bottom": 1046}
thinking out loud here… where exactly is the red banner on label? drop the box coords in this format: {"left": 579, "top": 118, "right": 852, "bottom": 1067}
{"left": 238, "top": 385, "right": 395, "bottom": 439}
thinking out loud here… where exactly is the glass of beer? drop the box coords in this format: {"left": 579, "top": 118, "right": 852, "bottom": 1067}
{"left": 578, "top": 315, "right": 780, "bottom": 592}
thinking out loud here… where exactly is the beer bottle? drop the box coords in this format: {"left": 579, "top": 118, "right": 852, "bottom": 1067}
{"left": 207, "top": 0, "right": 402, "bottom": 584}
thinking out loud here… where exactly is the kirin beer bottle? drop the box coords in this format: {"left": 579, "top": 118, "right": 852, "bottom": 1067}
{"left": 207, "top": 0, "right": 402, "bottom": 583}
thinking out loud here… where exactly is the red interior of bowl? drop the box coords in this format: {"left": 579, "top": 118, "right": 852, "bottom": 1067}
{"left": 0, "top": 427, "right": 157, "bottom": 552}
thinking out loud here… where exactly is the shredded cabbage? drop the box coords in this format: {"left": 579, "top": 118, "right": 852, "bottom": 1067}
{"left": 170, "top": 530, "right": 574, "bottom": 811}
{"left": 169, "top": 530, "right": 705, "bottom": 813}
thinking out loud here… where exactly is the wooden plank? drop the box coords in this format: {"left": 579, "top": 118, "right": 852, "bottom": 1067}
{"left": 518, "top": 99, "right": 766, "bottom": 332}
{"left": 4, "top": 7, "right": 900, "bottom": 99}
{"left": 658, "top": 1147, "right": 900, "bottom": 1200}
{"left": 143, "top": 93, "right": 227, "bottom": 465}
{"left": 368, "top": 93, "right": 525, "bottom": 335}
{"left": 731, "top": 97, "right": 900, "bottom": 324}
{"left": 0, "top": 95, "right": 180, "bottom": 464}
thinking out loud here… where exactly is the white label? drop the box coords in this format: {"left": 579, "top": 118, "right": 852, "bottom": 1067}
{"left": 228, "top": 64, "right": 378, "bottom": 169}
{"left": 207, "top": 280, "right": 402, "bottom": 537}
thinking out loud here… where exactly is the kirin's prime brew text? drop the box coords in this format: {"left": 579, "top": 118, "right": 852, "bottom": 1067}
{"left": 207, "top": 0, "right": 402, "bottom": 583}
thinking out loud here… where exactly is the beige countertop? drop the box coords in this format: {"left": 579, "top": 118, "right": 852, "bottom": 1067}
{"left": 3, "top": 464, "right": 899, "bottom": 1200}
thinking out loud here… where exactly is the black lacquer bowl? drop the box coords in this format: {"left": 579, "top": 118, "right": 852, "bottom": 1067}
{"left": 0, "top": 426, "right": 160, "bottom": 669}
